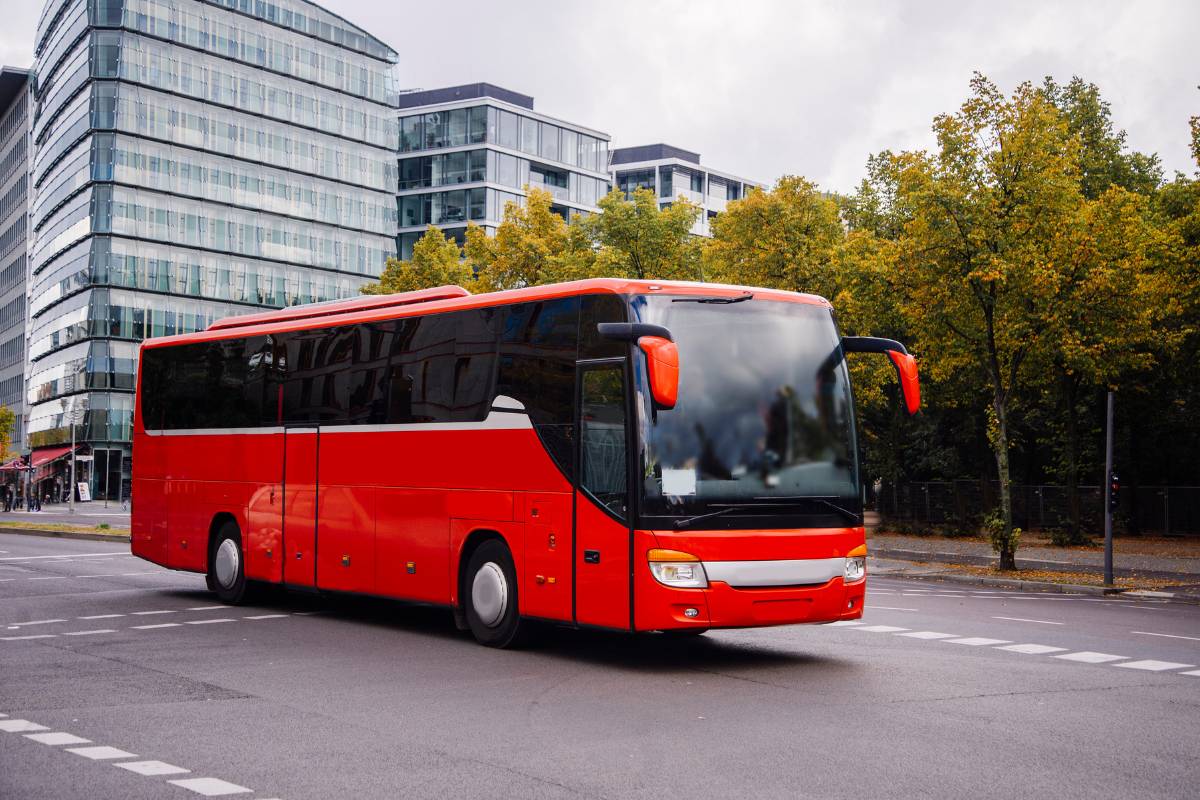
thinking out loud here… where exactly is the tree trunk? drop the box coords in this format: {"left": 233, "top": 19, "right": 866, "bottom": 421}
{"left": 993, "top": 391, "right": 1018, "bottom": 570}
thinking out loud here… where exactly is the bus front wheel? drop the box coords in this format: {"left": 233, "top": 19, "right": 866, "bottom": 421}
{"left": 208, "top": 521, "right": 247, "bottom": 605}
{"left": 464, "top": 539, "right": 525, "bottom": 648}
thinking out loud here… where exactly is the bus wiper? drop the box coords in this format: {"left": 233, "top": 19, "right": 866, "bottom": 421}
{"left": 754, "top": 496, "right": 863, "bottom": 525}
{"left": 671, "top": 292, "right": 754, "bottom": 304}
{"left": 672, "top": 504, "right": 753, "bottom": 529}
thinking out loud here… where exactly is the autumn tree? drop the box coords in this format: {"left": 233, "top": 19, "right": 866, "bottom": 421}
{"left": 0, "top": 405, "right": 15, "bottom": 460}
{"left": 887, "top": 75, "right": 1086, "bottom": 568}
{"left": 578, "top": 188, "right": 703, "bottom": 281}
{"left": 361, "top": 225, "right": 474, "bottom": 295}
{"left": 466, "top": 188, "right": 578, "bottom": 291}
{"left": 705, "top": 176, "right": 843, "bottom": 298}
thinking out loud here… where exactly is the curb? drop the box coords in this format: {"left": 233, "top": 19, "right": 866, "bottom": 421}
{"left": 0, "top": 527, "right": 131, "bottom": 544}
{"left": 870, "top": 545, "right": 1199, "bottom": 582}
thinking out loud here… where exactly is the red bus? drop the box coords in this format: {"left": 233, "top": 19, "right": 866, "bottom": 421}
{"left": 132, "top": 279, "right": 919, "bottom": 647}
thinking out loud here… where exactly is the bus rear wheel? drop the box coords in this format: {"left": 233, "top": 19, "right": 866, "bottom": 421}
{"left": 464, "top": 539, "right": 525, "bottom": 648}
{"left": 208, "top": 521, "right": 247, "bottom": 605}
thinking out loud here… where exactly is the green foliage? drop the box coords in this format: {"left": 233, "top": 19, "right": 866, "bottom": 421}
{"left": 0, "top": 405, "right": 13, "bottom": 460}
{"left": 361, "top": 225, "right": 474, "bottom": 296}
{"left": 580, "top": 188, "right": 704, "bottom": 281}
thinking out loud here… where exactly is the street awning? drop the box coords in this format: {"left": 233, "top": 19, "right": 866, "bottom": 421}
{"left": 31, "top": 446, "right": 77, "bottom": 468}
{"left": 0, "top": 458, "right": 22, "bottom": 472}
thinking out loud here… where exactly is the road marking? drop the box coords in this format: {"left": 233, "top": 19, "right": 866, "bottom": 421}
{"left": 63, "top": 629, "right": 116, "bottom": 636}
{"left": 185, "top": 618, "right": 234, "bottom": 625}
{"left": 826, "top": 620, "right": 863, "bottom": 626}
{"left": 28, "top": 576, "right": 68, "bottom": 581}
{"left": 898, "top": 631, "right": 959, "bottom": 639}
{"left": 1113, "top": 660, "right": 1195, "bottom": 672}
{"left": 132, "top": 610, "right": 176, "bottom": 616}
{"left": 10, "top": 619, "right": 66, "bottom": 627}
{"left": 187, "top": 606, "right": 226, "bottom": 611}
{"left": 1182, "top": 670, "right": 1200, "bottom": 677}
{"left": 1132, "top": 631, "right": 1200, "bottom": 642}
{"left": 0, "top": 552, "right": 128, "bottom": 561}
{"left": 120, "top": 571, "right": 162, "bottom": 576}
{"left": 132, "top": 623, "right": 181, "bottom": 630}
{"left": 168, "top": 777, "right": 253, "bottom": 796}
{"left": 1055, "top": 651, "right": 1127, "bottom": 664}
{"left": 946, "top": 637, "right": 1011, "bottom": 646}
{"left": 0, "top": 719, "right": 50, "bottom": 732}
{"left": 855, "top": 625, "right": 909, "bottom": 633}
{"left": 1, "top": 634, "right": 57, "bottom": 641}
{"left": 244, "top": 614, "right": 288, "bottom": 620}
{"left": 67, "top": 745, "right": 137, "bottom": 760}
{"left": 115, "top": 760, "right": 190, "bottom": 776}
{"left": 992, "top": 616, "right": 1064, "bottom": 625}
{"left": 75, "top": 575, "right": 123, "bottom": 579}
{"left": 79, "top": 614, "right": 125, "bottom": 620}
{"left": 866, "top": 605, "right": 919, "bottom": 611}
{"left": 25, "top": 732, "right": 91, "bottom": 745}
{"left": 998, "top": 643, "right": 1068, "bottom": 654}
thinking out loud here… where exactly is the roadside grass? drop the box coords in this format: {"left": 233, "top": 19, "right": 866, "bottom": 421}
{"left": 940, "top": 562, "right": 1194, "bottom": 591}
{"left": 0, "top": 520, "right": 130, "bottom": 535}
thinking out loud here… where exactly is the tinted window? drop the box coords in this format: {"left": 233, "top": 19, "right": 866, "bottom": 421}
{"left": 142, "top": 335, "right": 275, "bottom": 429}
{"left": 497, "top": 297, "right": 579, "bottom": 476}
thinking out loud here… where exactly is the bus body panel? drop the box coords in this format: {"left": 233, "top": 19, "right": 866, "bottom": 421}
{"left": 521, "top": 491, "right": 574, "bottom": 622}
{"left": 573, "top": 492, "right": 631, "bottom": 629}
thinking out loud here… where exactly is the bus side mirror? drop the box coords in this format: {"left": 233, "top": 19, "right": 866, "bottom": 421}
{"left": 597, "top": 322, "right": 679, "bottom": 410}
{"left": 638, "top": 337, "right": 678, "bottom": 409}
{"left": 841, "top": 336, "right": 921, "bottom": 416}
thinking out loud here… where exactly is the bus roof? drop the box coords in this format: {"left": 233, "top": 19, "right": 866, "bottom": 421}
{"left": 146, "top": 279, "right": 831, "bottom": 350}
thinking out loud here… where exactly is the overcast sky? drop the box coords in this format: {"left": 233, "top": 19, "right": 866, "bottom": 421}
{"left": 3, "top": 0, "right": 1197, "bottom": 192}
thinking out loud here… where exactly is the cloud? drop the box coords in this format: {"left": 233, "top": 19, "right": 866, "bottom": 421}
{"left": 5, "top": 0, "right": 1197, "bottom": 192}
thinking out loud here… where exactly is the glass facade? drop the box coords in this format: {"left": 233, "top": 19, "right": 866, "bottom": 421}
{"left": 0, "top": 69, "right": 30, "bottom": 451}
{"left": 28, "top": 0, "right": 398, "bottom": 498}
{"left": 395, "top": 95, "right": 611, "bottom": 260}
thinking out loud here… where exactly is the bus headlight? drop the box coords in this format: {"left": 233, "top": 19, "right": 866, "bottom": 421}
{"left": 844, "top": 556, "right": 866, "bottom": 583}
{"left": 648, "top": 549, "right": 708, "bottom": 588}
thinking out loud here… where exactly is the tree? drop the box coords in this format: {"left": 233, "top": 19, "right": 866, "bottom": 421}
{"left": 888, "top": 75, "right": 1085, "bottom": 569}
{"left": 361, "top": 225, "right": 474, "bottom": 295}
{"left": 466, "top": 188, "right": 576, "bottom": 292}
{"left": 705, "top": 176, "right": 843, "bottom": 298}
{"left": 0, "top": 405, "right": 15, "bottom": 461}
{"left": 578, "top": 188, "right": 703, "bottom": 281}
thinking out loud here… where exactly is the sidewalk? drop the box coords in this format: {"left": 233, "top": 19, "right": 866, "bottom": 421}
{"left": 0, "top": 501, "right": 130, "bottom": 529}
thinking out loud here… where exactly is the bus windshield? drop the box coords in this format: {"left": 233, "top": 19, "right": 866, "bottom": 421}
{"left": 632, "top": 295, "right": 859, "bottom": 525}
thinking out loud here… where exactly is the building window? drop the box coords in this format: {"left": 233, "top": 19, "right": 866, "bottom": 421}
{"left": 520, "top": 116, "right": 538, "bottom": 155}
{"left": 498, "top": 110, "right": 518, "bottom": 149}
{"left": 617, "top": 169, "right": 655, "bottom": 199}
{"left": 469, "top": 106, "right": 487, "bottom": 144}
{"left": 659, "top": 167, "right": 673, "bottom": 198}
{"left": 539, "top": 122, "right": 559, "bottom": 162}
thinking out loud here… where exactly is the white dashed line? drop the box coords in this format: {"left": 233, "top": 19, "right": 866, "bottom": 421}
{"left": 1055, "top": 651, "right": 1127, "bottom": 664}
{"left": 67, "top": 745, "right": 138, "bottom": 760}
{"left": 1182, "top": 670, "right": 1200, "bottom": 677}
{"left": 1112, "top": 660, "right": 1195, "bottom": 672}
{"left": 79, "top": 614, "right": 125, "bottom": 620}
{"left": 946, "top": 637, "right": 1011, "bottom": 646}
{"left": 168, "top": 777, "right": 253, "bottom": 796}
{"left": 898, "top": 631, "right": 960, "bottom": 640}
{"left": 25, "top": 732, "right": 91, "bottom": 745}
{"left": 1, "top": 634, "right": 57, "bottom": 641}
{"left": 997, "top": 643, "right": 1068, "bottom": 655}
{"left": 867, "top": 606, "right": 919, "bottom": 611}
{"left": 855, "top": 625, "right": 910, "bottom": 633}
{"left": 992, "top": 616, "right": 1064, "bottom": 625}
{"left": 10, "top": 619, "right": 66, "bottom": 627}
{"left": 63, "top": 629, "right": 116, "bottom": 636}
{"left": 187, "top": 606, "right": 226, "bottom": 611}
{"left": 185, "top": 618, "right": 235, "bottom": 625}
{"left": 115, "top": 760, "right": 191, "bottom": 776}
{"left": 27, "top": 576, "right": 68, "bottom": 581}
{"left": 1131, "top": 631, "right": 1200, "bottom": 642}
{"left": 244, "top": 614, "right": 288, "bottom": 620}
{"left": 0, "top": 719, "right": 50, "bottom": 732}
{"left": 132, "top": 610, "right": 176, "bottom": 616}
{"left": 826, "top": 620, "right": 863, "bottom": 626}
{"left": 131, "top": 623, "right": 181, "bottom": 630}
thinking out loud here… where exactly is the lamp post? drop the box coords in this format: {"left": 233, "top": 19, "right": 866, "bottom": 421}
{"left": 60, "top": 397, "right": 77, "bottom": 515}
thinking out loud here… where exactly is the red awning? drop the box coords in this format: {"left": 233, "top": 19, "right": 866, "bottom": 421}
{"left": 0, "top": 458, "right": 22, "bottom": 472}
{"left": 31, "top": 446, "right": 77, "bottom": 468}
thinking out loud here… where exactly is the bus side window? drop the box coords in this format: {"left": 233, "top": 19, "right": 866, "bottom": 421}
{"left": 580, "top": 364, "right": 629, "bottom": 518}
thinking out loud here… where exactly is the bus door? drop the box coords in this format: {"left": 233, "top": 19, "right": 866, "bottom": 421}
{"left": 283, "top": 426, "right": 319, "bottom": 586}
{"left": 573, "top": 359, "right": 633, "bottom": 630}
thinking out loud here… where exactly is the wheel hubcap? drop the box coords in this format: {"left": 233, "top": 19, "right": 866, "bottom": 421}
{"left": 214, "top": 539, "right": 239, "bottom": 589}
{"left": 471, "top": 562, "right": 507, "bottom": 628}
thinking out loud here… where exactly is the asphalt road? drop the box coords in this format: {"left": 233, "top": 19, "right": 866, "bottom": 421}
{"left": 2, "top": 533, "right": 1197, "bottom": 800}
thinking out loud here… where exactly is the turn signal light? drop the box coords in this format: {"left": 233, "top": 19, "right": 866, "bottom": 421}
{"left": 648, "top": 549, "right": 707, "bottom": 588}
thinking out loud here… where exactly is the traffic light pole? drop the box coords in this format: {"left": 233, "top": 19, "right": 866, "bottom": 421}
{"left": 1103, "top": 390, "right": 1114, "bottom": 587}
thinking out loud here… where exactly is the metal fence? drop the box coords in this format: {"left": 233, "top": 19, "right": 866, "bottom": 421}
{"left": 879, "top": 480, "right": 1200, "bottom": 536}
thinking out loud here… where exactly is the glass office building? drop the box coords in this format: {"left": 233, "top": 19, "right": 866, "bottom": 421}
{"left": 611, "top": 144, "right": 763, "bottom": 237}
{"left": 396, "top": 83, "right": 611, "bottom": 260}
{"left": 0, "top": 68, "right": 31, "bottom": 453}
{"left": 28, "top": 0, "right": 399, "bottom": 498}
